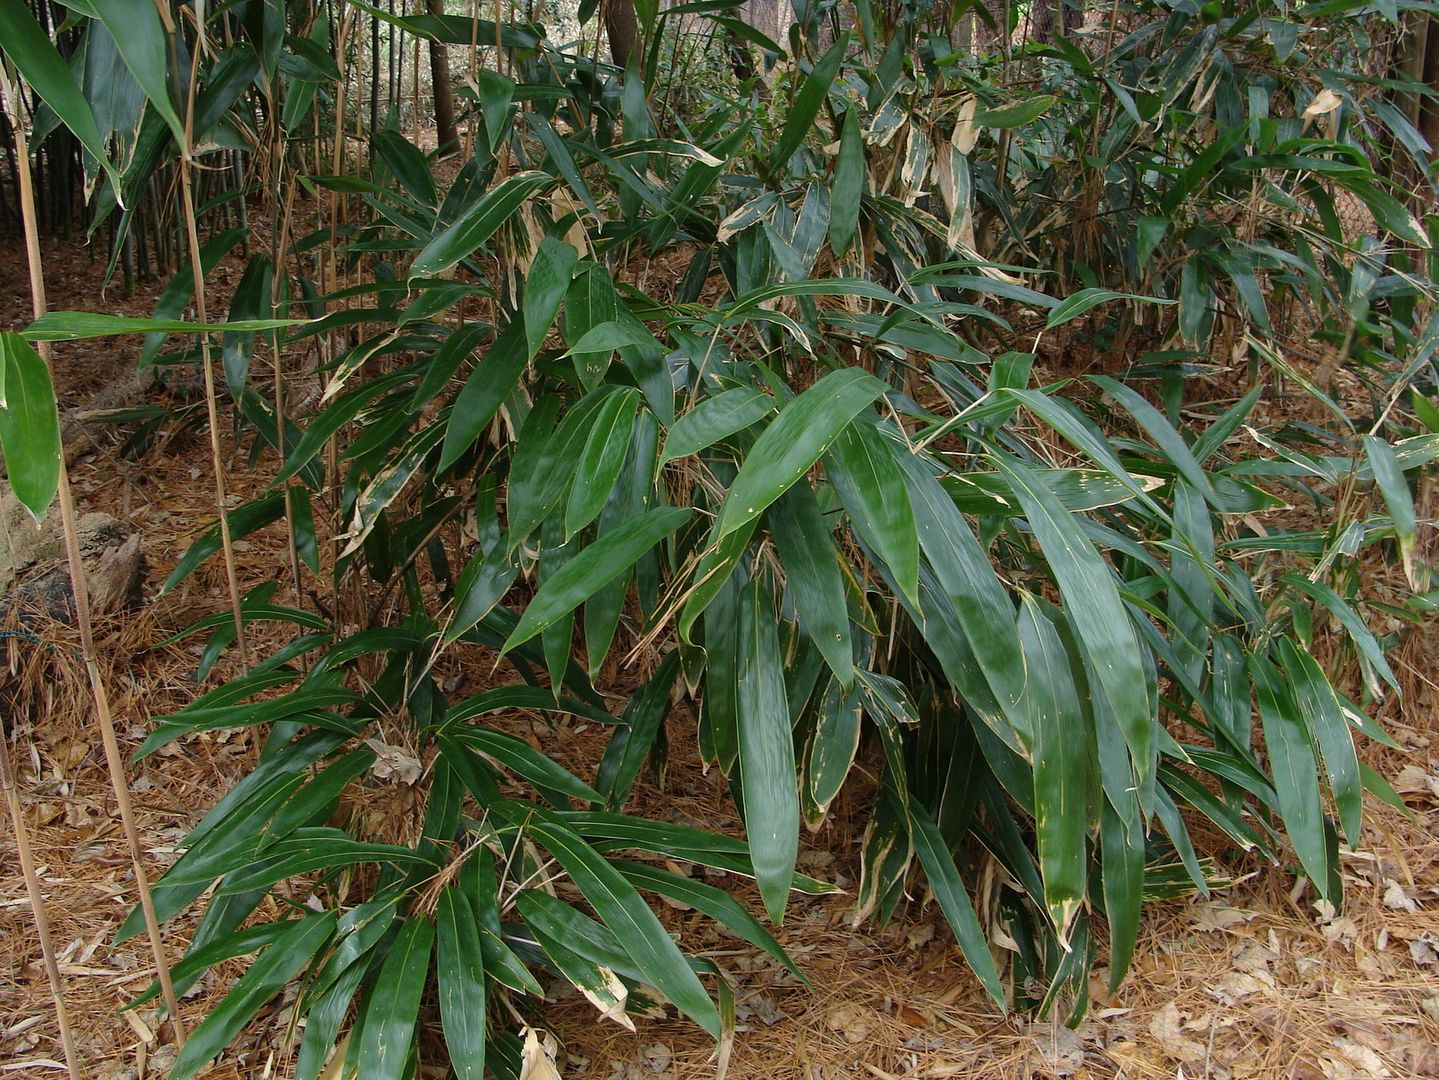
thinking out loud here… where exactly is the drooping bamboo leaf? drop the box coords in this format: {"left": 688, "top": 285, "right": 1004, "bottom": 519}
{"left": 660, "top": 387, "right": 774, "bottom": 465}
{"left": 825, "top": 418, "right": 919, "bottom": 608}
{"left": 567, "top": 388, "right": 641, "bottom": 538}
{"left": 409, "top": 171, "right": 551, "bottom": 281}
{"left": 615, "top": 860, "right": 807, "bottom": 983}
{"left": 523, "top": 236, "right": 579, "bottom": 356}
{"left": 439, "top": 319, "right": 529, "bottom": 471}
{"left": 768, "top": 34, "right": 849, "bottom": 177}
{"left": 1277, "top": 637, "right": 1361, "bottom": 846}
{"left": 903, "top": 793, "right": 1005, "bottom": 1009}
{"left": 1363, "top": 434, "right": 1418, "bottom": 588}
{"left": 1250, "top": 652, "right": 1330, "bottom": 895}
{"left": 1018, "top": 595, "right": 1091, "bottom": 944}
{"left": 716, "top": 368, "right": 886, "bottom": 540}
{"left": 357, "top": 917, "right": 434, "bottom": 1080}
{"left": 170, "top": 912, "right": 336, "bottom": 1080}
{"left": 807, "top": 678, "right": 863, "bottom": 816}
{"left": 993, "top": 454, "right": 1154, "bottom": 807}
{"left": 0, "top": 0, "right": 121, "bottom": 191}
{"left": 503, "top": 507, "right": 690, "bottom": 652}
{"left": 89, "top": 0, "right": 185, "bottom": 144}
{"left": 737, "top": 580, "right": 799, "bottom": 925}
{"left": 830, "top": 106, "right": 863, "bottom": 258}
{"left": 770, "top": 482, "right": 853, "bottom": 688}
{"left": 436, "top": 887, "right": 487, "bottom": 1080}
{"left": 504, "top": 806, "right": 722, "bottom": 1037}
{"left": 0, "top": 333, "right": 62, "bottom": 520}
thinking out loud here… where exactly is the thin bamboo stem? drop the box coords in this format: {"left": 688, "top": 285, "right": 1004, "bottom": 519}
{"left": 0, "top": 732, "right": 82, "bottom": 1080}
{"left": 0, "top": 66, "right": 188, "bottom": 1048}
{"left": 178, "top": 0, "right": 252, "bottom": 670}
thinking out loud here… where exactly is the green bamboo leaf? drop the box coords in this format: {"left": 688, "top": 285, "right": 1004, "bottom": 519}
{"left": 830, "top": 106, "right": 863, "bottom": 258}
{"left": 22, "top": 311, "right": 297, "bottom": 343}
{"left": 523, "top": 236, "right": 578, "bottom": 356}
{"left": 993, "top": 454, "right": 1155, "bottom": 806}
{"left": 505, "top": 392, "right": 613, "bottom": 549}
{"left": 737, "top": 580, "right": 799, "bottom": 925}
{"left": 615, "top": 860, "right": 808, "bottom": 983}
{"left": 217, "top": 833, "right": 432, "bottom": 896}
{"left": 409, "top": 171, "right": 551, "bottom": 281}
{"left": 557, "top": 811, "right": 838, "bottom": 894}
{"left": 770, "top": 482, "right": 853, "bottom": 688}
{"left": 294, "top": 953, "right": 369, "bottom": 1080}
{"left": 563, "top": 319, "right": 653, "bottom": 358}
{"left": 1280, "top": 573, "right": 1400, "bottom": 696}
{"left": 161, "top": 495, "right": 287, "bottom": 594}
{"left": 436, "top": 887, "right": 487, "bottom": 1080}
{"left": 567, "top": 389, "right": 641, "bottom": 538}
{"left": 586, "top": 412, "right": 658, "bottom": 678}
{"left": 1277, "top": 637, "right": 1361, "bottom": 846}
{"left": 1250, "top": 652, "right": 1330, "bottom": 896}
{"left": 90, "top": 0, "right": 185, "bottom": 144}
{"left": 597, "top": 652, "right": 680, "bottom": 810}
{"left": 444, "top": 684, "right": 615, "bottom": 728}
{"left": 374, "top": 129, "right": 437, "bottom": 206}
{"left": 562, "top": 265, "right": 621, "bottom": 388}
{"left": 1018, "top": 595, "right": 1091, "bottom": 944}
{"left": 221, "top": 256, "right": 273, "bottom": 397}
{"left": 444, "top": 544, "right": 519, "bottom": 645}
{"left": 0, "top": 0, "right": 120, "bottom": 191}
{"left": 972, "top": 94, "right": 1057, "bottom": 129}
{"left": 446, "top": 727, "right": 602, "bottom": 803}
{"left": 503, "top": 507, "right": 690, "bottom": 652}
{"left": 340, "top": 421, "right": 447, "bottom": 557}
{"left": 476, "top": 68, "right": 516, "bottom": 150}
{"left": 439, "top": 319, "right": 529, "bottom": 471}
{"left": 1363, "top": 435, "right": 1418, "bottom": 588}
{"left": 357, "top": 917, "right": 434, "bottom": 1080}
{"left": 508, "top": 807, "right": 722, "bottom": 1037}
{"left": 716, "top": 369, "right": 885, "bottom": 540}
{"left": 458, "top": 848, "right": 545, "bottom": 996}
{"left": 903, "top": 793, "right": 1005, "bottom": 1008}
{"left": 894, "top": 450, "right": 1028, "bottom": 745}
{"left": 1099, "top": 796, "right": 1144, "bottom": 990}
{"left": 1091, "top": 375, "right": 1213, "bottom": 501}
{"left": 825, "top": 418, "right": 919, "bottom": 608}
{"left": 0, "top": 333, "right": 61, "bottom": 520}
{"left": 659, "top": 387, "right": 774, "bottom": 465}
{"left": 769, "top": 34, "right": 849, "bottom": 177}
{"left": 807, "top": 679, "right": 863, "bottom": 816}
{"left": 517, "top": 893, "right": 635, "bottom": 1027}
{"left": 1047, "top": 288, "right": 1173, "bottom": 329}
{"left": 170, "top": 912, "right": 336, "bottom": 1080}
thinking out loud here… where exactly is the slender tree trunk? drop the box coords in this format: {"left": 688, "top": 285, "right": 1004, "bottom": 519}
{"left": 1418, "top": 16, "right": 1439, "bottom": 151}
{"left": 425, "top": 0, "right": 459, "bottom": 154}
{"left": 604, "top": 0, "right": 640, "bottom": 69}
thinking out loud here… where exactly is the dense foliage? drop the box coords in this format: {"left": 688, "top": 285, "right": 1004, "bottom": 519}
{"left": 2, "top": 0, "right": 1437, "bottom": 1075}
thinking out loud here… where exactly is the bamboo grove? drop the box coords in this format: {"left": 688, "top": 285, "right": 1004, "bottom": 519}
{"left": 1, "top": 0, "right": 1438, "bottom": 1076}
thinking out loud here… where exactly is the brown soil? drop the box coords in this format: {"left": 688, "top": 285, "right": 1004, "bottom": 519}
{"left": 2, "top": 231, "right": 1438, "bottom": 1080}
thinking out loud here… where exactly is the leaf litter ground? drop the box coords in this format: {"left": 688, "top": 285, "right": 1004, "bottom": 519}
{"left": 2, "top": 234, "right": 1438, "bottom": 1080}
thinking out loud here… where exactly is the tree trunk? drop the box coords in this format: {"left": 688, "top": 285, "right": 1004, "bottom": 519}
{"left": 424, "top": 0, "right": 459, "bottom": 155}
{"left": 1419, "top": 16, "right": 1439, "bottom": 152}
{"left": 604, "top": 0, "right": 640, "bottom": 69}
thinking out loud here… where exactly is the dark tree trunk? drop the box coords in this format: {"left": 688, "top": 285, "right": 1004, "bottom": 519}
{"left": 424, "top": 0, "right": 459, "bottom": 154}
{"left": 1419, "top": 17, "right": 1439, "bottom": 152}
{"left": 604, "top": 0, "right": 640, "bottom": 69}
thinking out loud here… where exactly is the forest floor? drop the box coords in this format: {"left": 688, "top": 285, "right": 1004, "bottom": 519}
{"left": 2, "top": 229, "right": 1439, "bottom": 1080}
